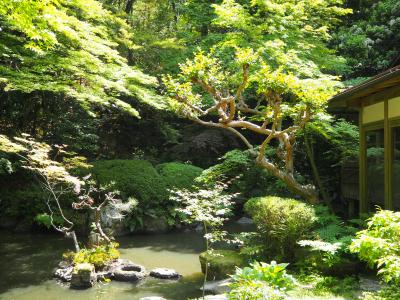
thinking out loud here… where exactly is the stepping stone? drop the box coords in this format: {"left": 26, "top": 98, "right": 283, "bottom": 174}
{"left": 150, "top": 268, "right": 181, "bottom": 279}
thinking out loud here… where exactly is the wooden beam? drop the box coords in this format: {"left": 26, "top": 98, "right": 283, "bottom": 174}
{"left": 350, "top": 83, "right": 400, "bottom": 108}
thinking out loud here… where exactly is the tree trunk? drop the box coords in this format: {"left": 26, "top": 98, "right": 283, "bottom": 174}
{"left": 125, "top": 0, "right": 135, "bottom": 14}
{"left": 67, "top": 230, "right": 80, "bottom": 252}
{"left": 304, "top": 132, "right": 333, "bottom": 209}
{"left": 256, "top": 156, "right": 319, "bottom": 204}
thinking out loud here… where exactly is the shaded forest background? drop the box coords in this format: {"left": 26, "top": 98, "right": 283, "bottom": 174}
{"left": 0, "top": 0, "right": 398, "bottom": 232}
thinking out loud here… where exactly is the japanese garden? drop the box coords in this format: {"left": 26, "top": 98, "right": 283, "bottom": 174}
{"left": 1, "top": 0, "right": 400, "bottom": 299}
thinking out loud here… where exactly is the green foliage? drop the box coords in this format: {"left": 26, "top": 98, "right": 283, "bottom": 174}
{"left": 156, "top": 162, "right": 203, "bottom": 190}
{"left": 91, "top": 159, "right": 167, "bottom": 203}
{"left": 228, "top": 261, "right": 295, "bottom": 300}
{"left": 197, "top": 150, "right": 292, "bottom": 197}
{"left": 244, "top": 196, "right": 316, "bottom": 260}
{"left": 297, "top": 205, "right": 360, "bottom": 272}
{"left": 312, "top": 276, "right": 359, "bottom": 296}
{"left": 90, "top": 159, "right": 175, "bottom": 230}
{"left": 360, "top": 286, "right": 400, "bottom": 300}
{"left": 333, "top": 0, "right": 400, "bottom": 78}
{"left": 34, "top": 213, "right": 64, "bottom": 229}
{"left": 0, "top": 0, "right": 164, "bottom": 116}
{"left": 308, "top": 119, "right": 359, "bottom": 166}
{"left": 350, "top": 210, "right": 400, "bottom": 284}
{"left": 73, "top": 243, "right": 120, "bottom": 268}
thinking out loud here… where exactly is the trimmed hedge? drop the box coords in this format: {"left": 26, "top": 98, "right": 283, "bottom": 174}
{"left": 91, "top": 159, "right": 168, "bottom": 203}
{"left": 156, "top": 162, "right": 203, "bottom": 190}
{"left": 245, "top": 196, "right": 316, "bottom": 260}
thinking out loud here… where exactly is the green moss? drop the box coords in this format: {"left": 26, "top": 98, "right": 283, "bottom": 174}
{"left": 156, "top": 162, "right": 203, "bottom": 190}
{"left": 199, "top": 250, "right": 247, "bottom": 280}
{"left": 91, "top": 159, "right": 167, "bottom": 203}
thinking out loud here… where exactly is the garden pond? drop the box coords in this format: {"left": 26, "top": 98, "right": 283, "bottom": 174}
{"left": 0, "top": 230, "right": 207, "bottom": 300}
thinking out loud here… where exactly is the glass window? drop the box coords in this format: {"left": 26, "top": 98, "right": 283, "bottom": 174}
{"left": 393, "top": 127, "right": 400, "bottom": 210}
{"left": 366, "top": 128, "right": 385, "bottom": 210}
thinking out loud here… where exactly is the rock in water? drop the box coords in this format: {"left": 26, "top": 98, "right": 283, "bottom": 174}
{"left": 149, "top": 268, "right": 181, "bottom": 279}
{"left": 106, "top": 259, "right": 146, "bottom": 282}
{"left": 54, "top": 265, "right": 73, "bottom": 282}
{"left": 70, "top": 263, "right": 97, "bottom": 289}
{"left": 202, "top": 279, "right": 232, "bottom": 294}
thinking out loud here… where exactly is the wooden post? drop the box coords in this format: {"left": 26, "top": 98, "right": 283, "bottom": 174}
{"left": 384, "top": 99, "right": 393, "bottom": 209}
{"left": 359, "top": 105, "right": 367, "bottom": 213}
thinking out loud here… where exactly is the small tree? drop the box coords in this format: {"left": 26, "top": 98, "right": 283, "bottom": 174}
{"left": 0, "top": 134, "right": 134, "bottom": 252}
{"left": 1, "top": 134, "right": 83, "bottom": 251}
{"left": 170, "top": 183, "right": 237, "bottom": 298}
{"left": 164, "top": 50, "right": 339, "bottom": 203}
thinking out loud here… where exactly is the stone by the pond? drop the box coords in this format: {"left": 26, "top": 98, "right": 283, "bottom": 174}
{"left": 105, "top": 259, "right": 146, "bottom": 282}
{"left": 203, "top": 295, "right": 228, "bottom": 300}
{"left": 202, "top": 279, "right": 232, "bottom": 294}
{"left": 142, "top": 216, "right": 169, "bottom": 234}
{"left": 359, "top": 277, "right": 382, "bottom": 292}
{"left": 150, "top": 268, "right": 181, "bottom": 279}
{"left": 54, "top": 265, "right": 73, "bottom": 282}
{"left": 139, "top": 297, "right": 167, "bottom": 300}
{"left": 236, "top": 217, "right": 254, "bottom": 225}
{"left": 70, "top": 263, "right": 97, "bottom": 289}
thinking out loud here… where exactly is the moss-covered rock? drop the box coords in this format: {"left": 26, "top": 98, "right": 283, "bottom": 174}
{"left": 156, "top": 162, "right": 203, "bottom": 190}
{"left": 91, "top": 159, "right": 167, "bottom": 203}
{"left": 199, "top": 250, "right": 247, "bottom": 280}
{"left": 70, "top": 263, "right": 96, "bottom": 289}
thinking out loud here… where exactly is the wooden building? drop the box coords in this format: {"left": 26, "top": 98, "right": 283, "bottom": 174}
{"left": 330, "top": 66, "right": 400, "bottom": 213}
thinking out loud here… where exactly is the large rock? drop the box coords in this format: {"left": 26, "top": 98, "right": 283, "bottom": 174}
{"left": 202, "top": 279, "right": 232, "bottom": 294}
{"left": 54, "top": 265, "right": 73, "bottom": 282}
{"left": 105, "top": 259, "right": 146, "bottom": 282}
{"left": 150, "top": 268, "right": 181, "bottom": 279}
{"left": 70, "top": 263, "right": 97, "bottom": 289}
{"left": 142, "top": 216, "right": 169, "bottom": 234}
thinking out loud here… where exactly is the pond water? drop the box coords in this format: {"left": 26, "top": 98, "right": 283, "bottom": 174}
{"left": 0, "top": 230, "right": 206, "bottom": 300}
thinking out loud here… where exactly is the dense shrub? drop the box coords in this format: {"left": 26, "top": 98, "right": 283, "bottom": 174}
{"left": 244, "top": 196, "right": 316, "bottom": 260}
{"left": 71, "top": 243, "right": 120, "bottom": 269}
{"left": 197, "top": 150, "right": 293, "bottom": 198}
{"left": 350, "top": 210, "right": 400, "bottom": 284}
{"left": 296, "top": 205, "right": 360, "bottom": 273}
{"left": 91, "top": 159, "right": 167, "bottom": 203}
{"left": 156, "top": 162, "right": 202, "bottom": 190}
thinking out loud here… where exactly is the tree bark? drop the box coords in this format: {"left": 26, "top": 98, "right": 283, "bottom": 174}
{"left": 256, "top": 156, "right": 319, "bottom": 204}
{"left": 304, "top": 131, "right": 332, "bottom": 208}
{"left": 125, "top": 0, "right": 135, "bottom": 14}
